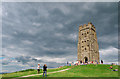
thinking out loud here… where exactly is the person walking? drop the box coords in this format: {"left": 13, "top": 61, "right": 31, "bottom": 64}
{"left": 67, "top": 61, "right": 69, "bottom": 66}
{"left": 101, "top": 60, "right": 103, "bottom": 64}
{"left": 43, "top": 64, "right": 47, "bottom": 77}
{"left": 92, "top": 61, "right": 93, "bottom": 64}
{"left": 80, "top": 60, "right": 82, "bottom": 64}
{"left": 37, "top": 63, "right": 40, "bottom": 74}
{"left": 95, "top": 60, "right": 98, "bottom": 64}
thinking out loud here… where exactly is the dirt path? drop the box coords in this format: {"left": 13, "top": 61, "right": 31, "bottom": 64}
{"left": 12, "top": 68, "right": 70, "bottom": 79}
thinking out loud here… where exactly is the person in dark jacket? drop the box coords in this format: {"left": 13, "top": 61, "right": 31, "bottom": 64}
{"left": 101, "top": 60, "right": 103, "bottom": 64}
{"left": 67, "top": 61, "right": 69, "bottom": 66}
{"left": 43, "top": 64, "right": 47, "bottom": 77}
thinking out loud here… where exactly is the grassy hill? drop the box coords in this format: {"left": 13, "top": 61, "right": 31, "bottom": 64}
{"left": 33, "top": 64, "right": 118, "bottom": 77}
{"left": 1, "top": 66, "right": 71, "bottom": 78}
{"left": 1, "top": 64, "right": 119, "bottom": 79}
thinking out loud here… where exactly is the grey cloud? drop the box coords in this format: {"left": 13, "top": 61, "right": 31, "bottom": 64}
{"left": 15, "top": 56, "right": 43, "bottom": 64}
{"left": 2, "top": 61, "right": 10, "bottom": 65}
{"left": 99, "top": 46, "right": 118, "bottom": 63}
{"left": 2, "top": 57, "right": 12, "bottom": 65}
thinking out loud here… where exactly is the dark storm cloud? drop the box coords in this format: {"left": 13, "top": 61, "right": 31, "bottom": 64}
{"left": 2, "top": 61, "right": 9, "bottom": 65}
{"left": 2, "top": 2, "right": 118, "bottom": 72}
{"left": 15, "top": 56, "right": 31, "bottom": 64}
{"left": 15, "top": 56, "right": 44, "bottom": 67}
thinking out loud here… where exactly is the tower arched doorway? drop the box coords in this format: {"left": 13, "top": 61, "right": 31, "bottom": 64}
{"left": 84, "top": 57, "right": 88, "bottom": 63}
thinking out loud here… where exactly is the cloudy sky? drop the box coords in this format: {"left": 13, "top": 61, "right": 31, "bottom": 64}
{"left": 1, "top": 2, "right": 118, "bottom": 73}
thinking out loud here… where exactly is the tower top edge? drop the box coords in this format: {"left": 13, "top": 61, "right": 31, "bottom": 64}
{"left": 79, "top": 22, "right": 95, "bottom": 29}
{"left": 88, "top": 22, "right": 92, "bottom": 24}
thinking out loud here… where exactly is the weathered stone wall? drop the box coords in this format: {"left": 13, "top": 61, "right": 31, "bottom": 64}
{"left": 77, "top": 22, "right": 99, "bottom": 63}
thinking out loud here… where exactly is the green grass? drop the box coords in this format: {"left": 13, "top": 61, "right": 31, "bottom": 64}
{"left": 2, "top": 66, "right": 71, "bottom": 78}
{"left": 33, "top": 64, "right": 118, "bottom": 77}
{"left": 2, "top": 64, "right": 119, "bottom": 78}
{"left": 2, "top": 69, "right": 38, "bottom": 78}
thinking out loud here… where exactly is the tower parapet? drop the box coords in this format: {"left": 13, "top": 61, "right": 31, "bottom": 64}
{"left": 79, "top": 22, "right": 95, "bottom": 31}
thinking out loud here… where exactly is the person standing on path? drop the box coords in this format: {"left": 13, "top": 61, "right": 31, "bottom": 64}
{"left": 37, "top": 63, "right": 40, "bottom": 74}
{"left": 43, "top": 64, "right": 47, "bottom": 77}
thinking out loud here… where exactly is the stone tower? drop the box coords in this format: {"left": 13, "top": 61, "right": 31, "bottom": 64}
{"left": 77, "top": 22, "right": 99, "bottom": 63}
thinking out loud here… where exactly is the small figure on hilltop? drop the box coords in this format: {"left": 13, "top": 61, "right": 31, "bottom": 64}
{"left": 91, "top": 61, "right": 93, "bottom": 64}
{"left": 67, "top": 61, "right": 69, "bottom": 66}
{"left": 109, "top": 65, "right": 113, "bottom": 69}
{"left": 43, "top": 64, "right": 47, "bottom": 77}
{"left": 95, "top": 60, "right": 98, "bottom": 65}
{"left": 37, "top": 63, "right": 40, "bottom": 74}
{"left": 112, "top": 69, "right": 118, "bottom": 71}
{"left": 83, "top": 61, "right": 85, "bottom": 65}
{"left": 101, "top": 60, "right": 103, "bottom": 64}
{"left": 80, "top": 60, "right": 82, "bottom": 64}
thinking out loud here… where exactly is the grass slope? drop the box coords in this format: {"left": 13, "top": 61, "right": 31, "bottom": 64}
{"left": 34, "top": 64, "right": 118, "bottom": 77}
{"left": 2, "top": 66, "right": 71, "bottom": 78}
{"left": 2, "top": 64, "right": 119, "bottom": 78}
